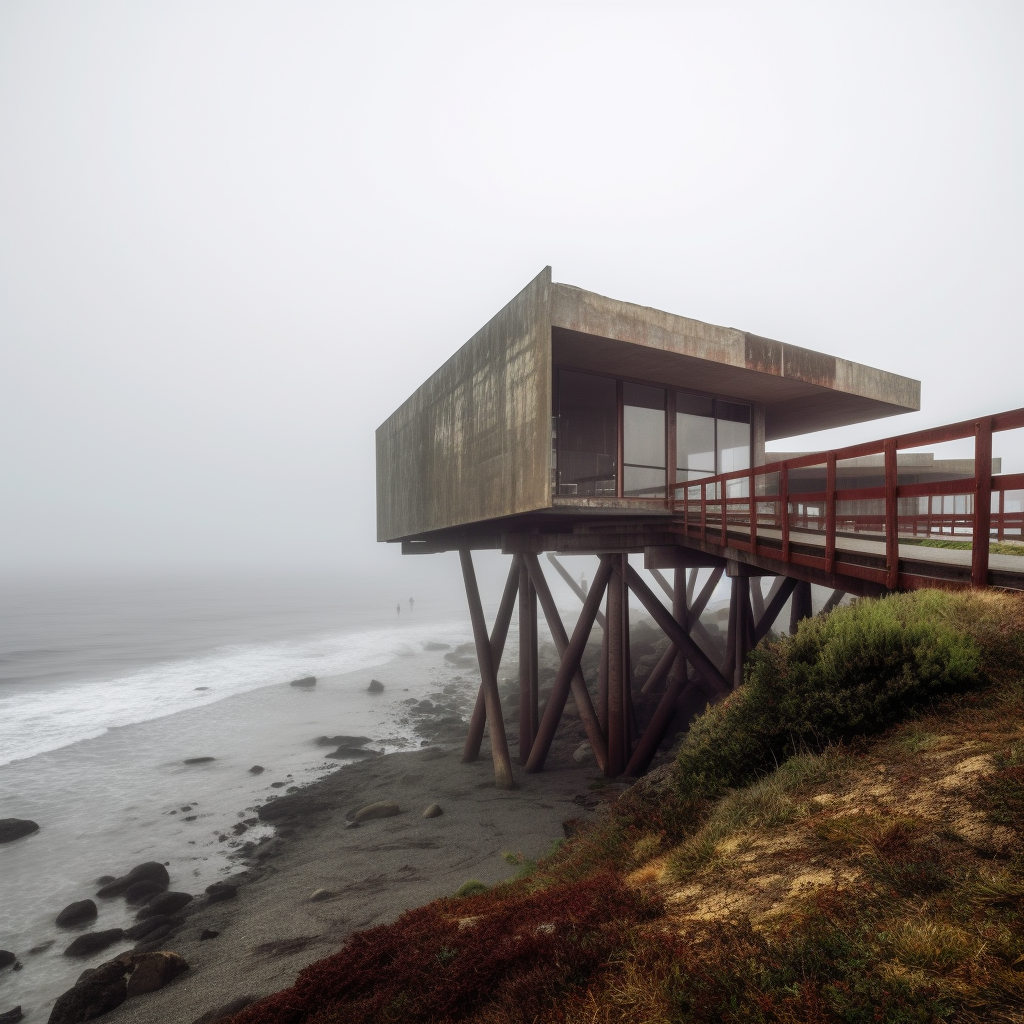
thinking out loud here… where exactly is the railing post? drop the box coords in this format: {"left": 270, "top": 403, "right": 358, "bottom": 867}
{"left": 825, "top": 452, "right": 836, "bottom": 574}
{"left": 972, "top": 418, "right": 993, "bottom": 588}
{"left": 720, "top": 479, "right": 728, "bottom": 548}
{"left": 780, "top": 464, "right": 790, "bottom": 563}
{"left": 884, "top": 439, "right": 899, "bottom": 589}
{"left": 749, "top": 469, "right": 757, "bottom": 553}
{"left": 998, "top": 488, "right": 1005, "bottom": 542}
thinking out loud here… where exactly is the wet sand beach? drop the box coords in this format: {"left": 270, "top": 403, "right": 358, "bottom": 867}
{"left": 101, "top": 731, "right": 608, "bottom": 1024}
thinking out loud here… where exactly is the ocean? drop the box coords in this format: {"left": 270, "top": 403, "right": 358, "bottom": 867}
{"left": 0, "top": 562, "right": 520, "bottom": 1022}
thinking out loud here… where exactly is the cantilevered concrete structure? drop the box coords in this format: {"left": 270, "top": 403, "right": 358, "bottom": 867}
{"left": 375, "top": 269, "right": 1022, "bottom": 789}
{"left": 377, "top": 267, "right": 919, "bottom": 547}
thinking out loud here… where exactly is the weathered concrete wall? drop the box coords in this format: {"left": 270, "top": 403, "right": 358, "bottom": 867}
{"left": 376, "top": 268, "right": 552, "bottom": 542}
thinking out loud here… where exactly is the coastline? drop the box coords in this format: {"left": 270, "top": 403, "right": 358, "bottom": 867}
{"left": 98, "top": 726, "right": 612, "bottom": 1024}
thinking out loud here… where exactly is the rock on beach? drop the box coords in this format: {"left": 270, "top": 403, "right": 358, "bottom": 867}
{"left": 63, "top": 929, "right": 125, "bottom": 958}
{"left": 0, "top": 819, "right": 39, "bottom": 844}
{"left": 367, "top": 678, "right": 385, "bottom": 693}
{"left": 289, "top": 676, "right": 317, "bottom": 688}
{"left": 183, "top": 757, "right": 216, "bottom": 765}
{"left": 48, "top": 951, "right": 188, "bottom": 1024}
{"left": 96, "top": 861, "right": 170, "bottom": 899}
{"left": 138, "top": 891, "right": 193, "bottom": 919}
{"left": 352, "top": 801, "right": 400, "bottom": 823}
{"left": 0, "top": 1005, "right": 23, "bottom": 1023}
{"left": 55, "top": 900, "right": 98, "bottom": 928}
{"left": 0, "top": 952, "right": 16, "bottom": 970}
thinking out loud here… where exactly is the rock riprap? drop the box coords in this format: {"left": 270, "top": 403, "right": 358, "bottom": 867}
{"left": 55, "top": 900, "right": 98, "bottom": 928}
{"left": 0, "top": 819, "right": 39, "bottom": 844}
{"left": 96, "top": 861, "right": 170, "bottom": 899}
{"left": 48, "top": 950, "right": 188, "bottom": 1024}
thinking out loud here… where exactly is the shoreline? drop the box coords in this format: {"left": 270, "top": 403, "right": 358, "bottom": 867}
{"left": 96, "top": 726, "right": 614, "bottom": 1024}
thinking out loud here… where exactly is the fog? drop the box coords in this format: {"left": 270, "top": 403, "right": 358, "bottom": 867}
{"left": 2, "top": 1, "right": 1022, "bottom": 576}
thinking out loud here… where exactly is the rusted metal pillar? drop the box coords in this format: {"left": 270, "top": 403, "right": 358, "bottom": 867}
{"left": 972, "top": 417, "right": 993, "bottom": 589}
{"left": 732, "top": 577, "right": 753, "bottom": 690}
{"left": 459, "top": 549, "right": 515, "bottom": 789}
{"left": 597, "top": 605, "right": 609, "bottom": 729}
{"left": 518, "top": 562, "right": 538, "bottom": 764}
{"left": 789, "top": 580, "right": 813, "bottom": 634}
{"left": 606, "top": 557, "right": 626, "bottom": 777}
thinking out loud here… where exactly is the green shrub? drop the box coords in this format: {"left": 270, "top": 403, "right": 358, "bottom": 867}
{"left": 675, "top": 592, "right": 985, "bottom": 801}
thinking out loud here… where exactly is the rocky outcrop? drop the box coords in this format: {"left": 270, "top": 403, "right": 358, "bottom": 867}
{"left": 256, "top": 788, "right": 336, "bottom": 823}
{"left": 63, "top": 929, "right": 125, "bottom": 958}
{"left": 0, "top": 1005, "right": 23, "bottom": 1023}
{"left": 0, "top": 819, "right": 38, "bottom": 844}
{"left": 190, "top": 994, "right": 256, "bottom": 1024}
{"left": 96, "top": 862, "right": 170, "bottom": 899}
{"left": 55, "top": 900, "right": 98, "bottom": 928}
{"left": 0, "top": 952, "right": 15, "bottom": 970}
{"left": 47, "top": 951, "right": 188, "bottom": 1024}
{"left": 367, "top": 679, "right": 385, "bottom": 693}
{"left": 314, "top": 734, "right": 371, "bottom": 747}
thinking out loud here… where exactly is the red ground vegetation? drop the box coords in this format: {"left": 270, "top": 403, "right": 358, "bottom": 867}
{"left": 229, "top": 872, "right": 660, "bottom": 1024}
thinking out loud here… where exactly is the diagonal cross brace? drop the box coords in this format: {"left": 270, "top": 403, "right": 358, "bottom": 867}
{"left": 624, "top": 564, "right": 731, "bottom": 699}
{"left": 523, "top": 552, "right": 608, "bottom": 772}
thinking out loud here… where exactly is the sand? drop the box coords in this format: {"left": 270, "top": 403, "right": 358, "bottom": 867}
{"left": 99, "top": 736, "right": 607, "bottom": 1024}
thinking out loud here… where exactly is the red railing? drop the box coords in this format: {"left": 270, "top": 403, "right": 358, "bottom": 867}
{"left": 671, "top": 408, "right": 1024, "bottom": 590}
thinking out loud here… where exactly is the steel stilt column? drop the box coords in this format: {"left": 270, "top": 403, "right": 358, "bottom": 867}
{"left": 606, "top": 557, "right": 626, "bottom": 777}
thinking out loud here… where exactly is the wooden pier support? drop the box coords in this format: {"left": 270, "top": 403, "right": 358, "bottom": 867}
{"left": 524, "top": 554, "right": 609, "bottom": 773}
{"left": 459, "top": 549, "right": 515, "bottom": 789}
{"left": 789, "top": 580, "right": 813, "bottom": 633}
{"left": 518, "top": 561, "right": 539, "bottom": 763}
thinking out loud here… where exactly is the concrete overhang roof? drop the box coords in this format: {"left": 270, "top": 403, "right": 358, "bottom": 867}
{"left": 551, "top": 282, "right": 920, "bottom": 440}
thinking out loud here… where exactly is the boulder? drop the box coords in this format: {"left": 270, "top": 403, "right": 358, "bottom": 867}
{"left": 314, "top": 734, "right": 370, "bottom": 747}
{"left": 138, "top": 891, "right": 192, "bottom": 918}
{"left": 55, "top": 900, "right": 98, "bottom": 928}
{"left": 0, "top": 819, "right": 38, "bottom": 844}
{"left": 199, "top": 929, "right": 219, "bottom": 941}
{"left": 204, "top": 882, "right": 237, "bottom": 903}
{"left": 0, "top": 952, "right": 15, "bottom": 970}
{"left": 63, "top": 929, "right": 125, "bottom": 958}
{"left": 95, "top": 876, "right": 115, "bottom": 886}
{"left": 124, "top": 916, "right": 170, "bottom": 941}
{"left": 367, "top": 679, "right": 385, "bottom": 693}
{"left": 183, "top": 756, "right": 215, "bottom": 765}
{"left": 124, "top": 880, "right": 166, "bottom": 906}
{"left": 248, "top": 765, "right": 265, "bottom": 774}
{"left": 48, "top": 951, "right": 188, "bottom": 1024}
{"left": 309, "top": 888, "right": 334, "bottom": 902}
{"left": 29, "top": 941, "right": 55, "bottom": 955}
{"left": 352, "top": 801, "right": 400, "bottom": 823}
{"left": 0, "top": 1007, "right": 23, "bottom": 1023}
{"left": 422, "top": 803, "right": 443, "bottom": 819}
{"left": 96, "top": 861, "right": 170, "bottom": 899}
{"left": 289, "top": 676, "right": 316, "bottom": 688}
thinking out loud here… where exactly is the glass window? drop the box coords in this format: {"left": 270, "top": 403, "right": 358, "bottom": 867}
{"left": 555, "top": 370, "right": 617, "bottom": 497}
{"left": 717, "top": 401, "right": 751, "bottom": 497}
{"left": 623, "top": 383, "right": 666, "bottom": 497}
{"left": 676, "top": 393, "right": 715, "bottom": 482}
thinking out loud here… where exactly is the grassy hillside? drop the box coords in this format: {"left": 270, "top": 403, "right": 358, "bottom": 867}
{"left": 230, "top": 590, "right": 1024, "bottom": 1024}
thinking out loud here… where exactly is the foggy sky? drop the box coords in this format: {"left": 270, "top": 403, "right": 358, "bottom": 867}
{"left": 2, "top": 1, "right": 1022, "bottom": 574}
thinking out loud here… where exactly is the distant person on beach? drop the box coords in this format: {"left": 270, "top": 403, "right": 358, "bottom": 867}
{"left": 409, "top": 597, "right": 414, "bottom": 611}
{"left": 396, "top": 603, "right": 401, "bottom": 616}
